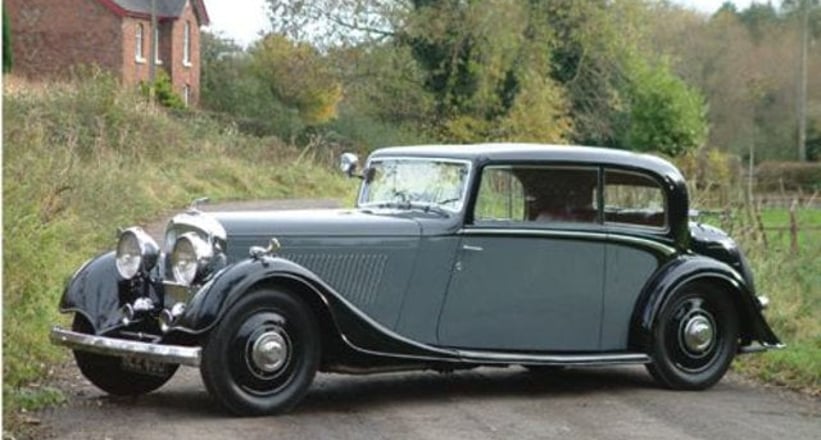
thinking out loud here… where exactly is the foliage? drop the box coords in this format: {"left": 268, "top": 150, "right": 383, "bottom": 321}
{"left": 200, "top": 32, "right": 306, "bottom": 139}
{"left": 249, "top": 34, "right": 343, "bottom": 125}
{"left": 3, "top": 8, "right": 12, "bottom": 73}
{"left": 2, "top": 74, "right": 352, "bottom": 417}
{"left": 139, "top": 69, "right": 186, "bottom": 109}
{"left": 647, "top": 0, "right": 821, "bottom": 162}
{"left": 618, "top": 55, "right": 707, "bottom": 155}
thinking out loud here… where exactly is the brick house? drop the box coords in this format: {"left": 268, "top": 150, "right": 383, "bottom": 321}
{"left": 5, "top": 0, "right": 209, "bottom": 106}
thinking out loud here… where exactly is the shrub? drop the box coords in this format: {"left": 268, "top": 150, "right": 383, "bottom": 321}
{"left": 140, "top": 70, "right": 186, "bottom": 109}
{"left": 755, "top": 161, "right": 821, "bottom": 192}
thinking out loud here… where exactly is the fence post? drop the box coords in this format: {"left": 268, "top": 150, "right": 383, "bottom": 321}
{"left": 789, "top": 199, "right": 799, "bottom": 254}
{"left": 754, "top": 200, "right": 769, "bottom": 249}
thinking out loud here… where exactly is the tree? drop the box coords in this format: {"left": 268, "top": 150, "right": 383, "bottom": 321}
{"left": 3, "top": 8, "right": 12, "bottom": 74}
{"left": 619, "top": 56, "right": 707, "bottom": 155}
{"left": 250, "top": 34, "right": 343, "bottom": 125}
{"left": 263, "top": 0, "right": 710, "bottom": 154}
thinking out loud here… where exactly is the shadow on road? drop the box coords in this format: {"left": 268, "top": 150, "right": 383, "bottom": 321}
{"left": 92, "top": 366, "right": 656, "bottom": 417}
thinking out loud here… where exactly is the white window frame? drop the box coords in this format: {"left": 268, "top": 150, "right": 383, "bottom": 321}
{"left": 183, "top": 21, "right": 192, "bottom": 67}
{"left": 153, "top": 27, "right": 163, "bottom": 65}
{"left": 135, "top": 24, "right": 145, "bottom": 62}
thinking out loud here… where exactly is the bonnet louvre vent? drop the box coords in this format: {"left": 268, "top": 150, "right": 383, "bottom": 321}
{"left": 283, "top": 254, "right": 388, "bottom": 306}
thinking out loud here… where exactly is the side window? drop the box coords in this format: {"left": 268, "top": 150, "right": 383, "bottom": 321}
{"left": 473, "top": 167, "right": 525, "bottom": 222}
{"left": 473, "top": 166, "right": 599, "bottom": 225}
{"left": 604, "top": 170, "right": 666, "bottom": 228}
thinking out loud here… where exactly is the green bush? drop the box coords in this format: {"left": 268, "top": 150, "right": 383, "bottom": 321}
{"left": 140, "top": 69, "right": 186, "bottom": 109}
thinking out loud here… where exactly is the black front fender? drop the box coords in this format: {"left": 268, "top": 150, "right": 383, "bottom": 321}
{"left": 59, "top": 252, "right": 163, "bottom": 334}
{"left": 172, "top": 256, "right": 458, "bottom": 360}
{"left": 630, "top": 255, "right": 781, "bottom": 351}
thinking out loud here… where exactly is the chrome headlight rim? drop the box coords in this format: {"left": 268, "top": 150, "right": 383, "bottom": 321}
{"left": 115, "top": 227, "right": 160, "bottom": 280}
{"left": 170, "top": 232, "right": 214, "bottom": 286}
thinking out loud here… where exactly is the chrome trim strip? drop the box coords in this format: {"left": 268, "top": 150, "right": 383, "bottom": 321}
{"left": 50, "top": 327, "right": 201, "bottom": 367}
{"left": 456, "top": 350, "right": 651, "bottom": 366}
{"left": 459, "top": 228, "right": 677, "bottom": 256}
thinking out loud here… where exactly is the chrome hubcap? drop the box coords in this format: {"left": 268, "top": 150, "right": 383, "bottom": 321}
{"left": 250, "top": 330, "right": 289, "bottom": 373}
{"left": 682, "top": 314, "right": 714, "bottom": 353}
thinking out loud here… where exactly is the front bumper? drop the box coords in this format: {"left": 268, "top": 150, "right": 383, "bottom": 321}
{"left": 50, "top": 327, "right": 201, "bottom": 367}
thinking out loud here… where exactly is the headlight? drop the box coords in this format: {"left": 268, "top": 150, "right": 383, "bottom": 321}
{"left": 115, "top": 227, "right": 159, "bottom": 279}
{"left": 170, "top": 232, "right": 214, "bottom": 286}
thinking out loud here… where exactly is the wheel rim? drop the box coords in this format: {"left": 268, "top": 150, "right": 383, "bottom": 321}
{"left": 250, "top": 331, "right": 290, "bottom": 375}
{"left": 665, "top": 296, "right": 722, "bottom": 373}
{"left": 228, "top": 311, "right": 298, "bottom": 396}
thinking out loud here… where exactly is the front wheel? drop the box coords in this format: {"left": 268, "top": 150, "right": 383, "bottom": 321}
{"left": 72, "top": 315, "right": 178, "bottom": 396}
{"left": 200, "top": 288, "right": 321, "bottom": 416}
{"left": 646, "top": 282, "right": 739, "bottom": 390}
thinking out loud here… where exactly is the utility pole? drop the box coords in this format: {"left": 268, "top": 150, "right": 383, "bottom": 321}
{"left": 149, "top": 0, "right": 157, "bottom": 102}
{"left": 797, "top": 0, "right": 809, "bottom": 162}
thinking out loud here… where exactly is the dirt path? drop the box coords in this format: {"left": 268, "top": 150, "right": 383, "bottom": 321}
{"left": 33, "top": 199, "right": 821, "bottom": 440}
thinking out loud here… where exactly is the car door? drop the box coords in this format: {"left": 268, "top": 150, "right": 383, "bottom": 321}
{"left": 437, "top": 165, "right": 606, "bottom": 352}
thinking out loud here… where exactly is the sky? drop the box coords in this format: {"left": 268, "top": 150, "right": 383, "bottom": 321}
{"left": 202, "top": 0, "right": 766, "bottom": 48}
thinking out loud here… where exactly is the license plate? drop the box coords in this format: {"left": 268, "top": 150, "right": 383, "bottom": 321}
{"left": 121, "top": 357, "right": 173, "bottom": 377}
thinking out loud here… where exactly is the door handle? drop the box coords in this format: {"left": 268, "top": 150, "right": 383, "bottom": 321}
{"left": 462, "top": 245, "right": 484, "bottom": 252}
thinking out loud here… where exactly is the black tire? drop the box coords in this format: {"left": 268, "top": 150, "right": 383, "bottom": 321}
{"left": 200, "top": 288, "right": 321, "bottom": 416}
{"left": 71, "top": 314, "right": 178, "bottom": 396}
{"left": 646, "top": 282, "right": 739, "bottom": 390}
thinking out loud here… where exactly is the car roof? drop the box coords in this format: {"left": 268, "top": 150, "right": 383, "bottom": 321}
{"left": 369, "top": 143, "right": 683, "bottom": 180}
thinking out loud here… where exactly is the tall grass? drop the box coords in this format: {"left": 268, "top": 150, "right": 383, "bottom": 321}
{"left": 731, "top": 212, "right": 820, "bottom": 393}
{"left": 2, "top": 72, "right": 353, "bottom": 413}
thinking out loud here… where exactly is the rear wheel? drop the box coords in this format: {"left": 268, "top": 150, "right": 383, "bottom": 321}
{"left": 646, "top": 282, "right": 739, "bottom": 390}
{"left": 71, "top": 314, "right": 178, "bottom": 396}
{"left": 200, "top": 288, "right": 321, "bottom": 416}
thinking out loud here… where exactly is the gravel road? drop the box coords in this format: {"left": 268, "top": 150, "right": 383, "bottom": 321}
{"left": 34, "top": 199, "right": 820, "bottom": 440}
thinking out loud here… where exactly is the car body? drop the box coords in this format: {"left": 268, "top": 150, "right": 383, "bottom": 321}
{"left": 51, "top": 143, "right": 782, "bottom": 415}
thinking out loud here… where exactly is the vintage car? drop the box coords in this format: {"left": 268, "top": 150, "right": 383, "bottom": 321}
{"left": 51, "top": 144, "right": 781, "bottom": 415}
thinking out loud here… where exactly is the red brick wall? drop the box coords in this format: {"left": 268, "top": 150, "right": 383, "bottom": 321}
{"left": 6, "top": 0, "right": 203, "bottom": 106}
{"left": 120, "top": 17, "right": 151, "bottom": 87}
{"left": 5, "top": 0, "right": 123, "bottom": 79}
{"left": 167, "top": 0, "right": 201, "bottom": 106}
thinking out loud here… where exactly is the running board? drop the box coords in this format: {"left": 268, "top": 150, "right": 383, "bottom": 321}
{"left": 455, "top": 350, "right": 651, "bottom": 366}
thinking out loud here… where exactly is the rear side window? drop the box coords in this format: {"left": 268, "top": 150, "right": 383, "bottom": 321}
{"left": 603, "top": 170, "right": 666, "bottom": 228}
{"left": 473, "top": 166, "right": 599, "bottom": 225}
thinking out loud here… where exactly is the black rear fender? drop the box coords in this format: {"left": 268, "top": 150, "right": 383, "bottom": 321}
{"left": 630, "top": 255, "right": 781, "bottom": 351}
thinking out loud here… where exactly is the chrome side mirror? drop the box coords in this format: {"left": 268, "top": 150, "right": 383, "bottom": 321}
{"left": 340, "top": 153, "right": 359, "bottom": 177}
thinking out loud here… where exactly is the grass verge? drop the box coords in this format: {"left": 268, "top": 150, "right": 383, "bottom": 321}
{"left": 2, "top": 73, "right": 354, "bottom": 419}
{"left": 722, "top": 208, "right": 820, "bottom": 395}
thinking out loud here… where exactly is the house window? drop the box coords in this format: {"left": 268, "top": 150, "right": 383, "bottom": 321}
{"left": 135, "top": 24, "right": 145, "bottom": 61}
{"left": 183, "top": 84, "right": 191, "bottom": 106}
{"left": 183, "top": 21, "right": 191, "bottom": 66}
{"left": 154, "top": 27, "right": 162, "bottom": 64}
